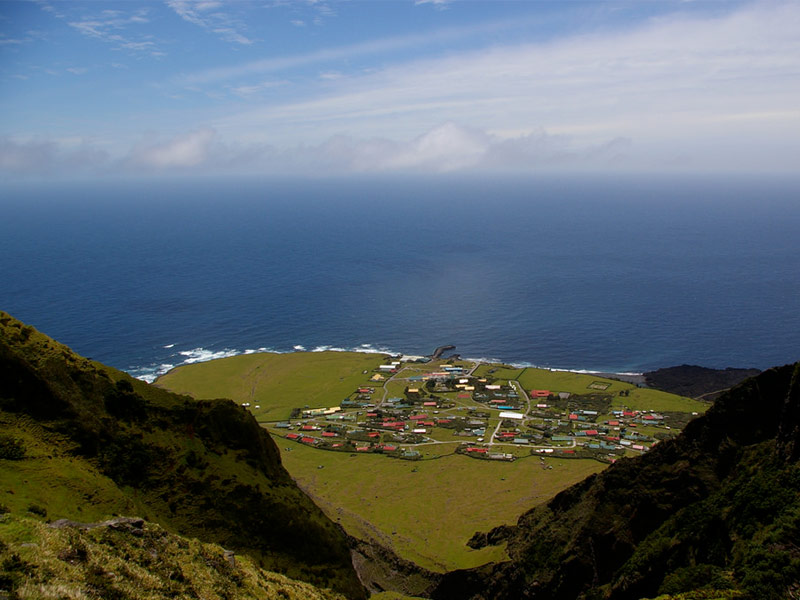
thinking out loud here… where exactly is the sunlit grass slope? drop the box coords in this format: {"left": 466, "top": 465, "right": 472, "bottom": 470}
{"left": 278, "top": 442, "right": 604, "bottom": 572}
{"left": 0, "top": 512, "right": 346, "bottom": 600}
{"left": 157, "top": 351, "right": 386, "bottom": 421}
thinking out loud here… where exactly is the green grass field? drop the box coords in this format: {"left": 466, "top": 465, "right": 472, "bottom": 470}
{"left": 276, "top": 441, "right": 604, "bottom": 572}
{"left": 0, "top": 413, "right": 138, "bottom": 522}
{"left": 475, "top": 365, "right": 708, "bottom": 413}
{"left": 156, "top": 351, "right": 387, "bottom": 421}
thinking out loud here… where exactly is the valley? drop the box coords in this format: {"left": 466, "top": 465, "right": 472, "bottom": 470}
{"left": 156, "top": 351, "right": 706, "bottom": 574}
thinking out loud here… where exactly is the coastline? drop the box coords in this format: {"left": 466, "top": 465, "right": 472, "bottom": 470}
{"left": 134, "top": 341, "right": 648, "bottom": 385}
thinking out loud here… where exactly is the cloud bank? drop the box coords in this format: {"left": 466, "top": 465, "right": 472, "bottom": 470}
{"left": 0, "top": 123, "right": 632, "bottom": 178}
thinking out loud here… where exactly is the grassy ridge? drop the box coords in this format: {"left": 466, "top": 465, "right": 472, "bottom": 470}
{"left": 0, "top": 311, "right": 366, "bottom": 599}
{"left": 0, "top": 512, "right": 347, "bottom": 600}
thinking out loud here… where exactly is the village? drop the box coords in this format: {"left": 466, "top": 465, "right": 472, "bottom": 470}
{"left": 262, "top": 357, "right": 699, "bottom": 464}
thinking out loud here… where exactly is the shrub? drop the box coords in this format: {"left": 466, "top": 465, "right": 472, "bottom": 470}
{"left": 0, "top": 435, "right": 25, "bottom": 460}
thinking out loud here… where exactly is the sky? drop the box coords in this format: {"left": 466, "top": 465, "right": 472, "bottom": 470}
{"left": 1, "top": 0, "right": 799, "bottom": 179}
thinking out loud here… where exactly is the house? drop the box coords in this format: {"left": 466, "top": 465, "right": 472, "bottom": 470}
{"left": 499, "top": 411, "right": 524, "bottom": 420}
{"left": 531, "top": 390, "right": 550, "bottom": 398}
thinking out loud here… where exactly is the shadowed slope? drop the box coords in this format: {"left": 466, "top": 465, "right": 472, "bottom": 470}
{"left": 0, "top": 311, "right": 366, "bottom": 599}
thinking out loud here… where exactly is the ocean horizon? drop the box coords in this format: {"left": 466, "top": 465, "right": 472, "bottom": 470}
{"left": 2, "top": 173, "right": 799, "bottom": 382}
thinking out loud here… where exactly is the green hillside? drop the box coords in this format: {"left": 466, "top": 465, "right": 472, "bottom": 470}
{"left": 432, "top": 362, "right": 800, "bottom": 600}
{"left": 0, "top": 512, "right": 347, "bottom": 600}
{"left": 0, "top": 311, "right": 365, "bottom": 599}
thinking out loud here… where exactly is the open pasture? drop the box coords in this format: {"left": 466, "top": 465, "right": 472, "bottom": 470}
{"left": 277, "top": 441, "right": 604, "bottom": 572}
{"left": 156, "top": 351, "right": 385, "bottom": 421}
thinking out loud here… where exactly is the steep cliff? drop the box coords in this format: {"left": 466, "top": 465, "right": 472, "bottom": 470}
{"left": 0, "top": 312, "right": 366, "bottom": 599}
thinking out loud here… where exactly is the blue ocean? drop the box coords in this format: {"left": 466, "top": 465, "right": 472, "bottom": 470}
{"left": 2, "top": 174, "right": 799, "bottom": 381}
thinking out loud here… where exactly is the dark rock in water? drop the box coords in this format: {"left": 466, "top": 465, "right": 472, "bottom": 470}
{"left": 644, "top": 364, "right": 761, "bottom": 399}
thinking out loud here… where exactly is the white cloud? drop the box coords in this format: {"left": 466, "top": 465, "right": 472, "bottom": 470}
{"left": 0, "top": 136, "right": 108, "bottom": 175}
{"left": 206, "top": 2, "right": 800, "bottom": 173}
{"left": 126, "top": 128, "right": 217, "bottom": 168}
{"left": 166, "top": 0, "right": 254, "bottom": 45}
{"left": 66, "top": 67, "right": 88, "bottom": 75}
{"left": 68, "top": 7, "right": 160, "bottom": 56}
{"left": 229, "top": 80, "right": 288, "bottom": 97}
{"left": 415, "top": 0, "right": 451, "bottom": 9}
{"left": 179, "top": 16, "right": 530, "bottom": 85}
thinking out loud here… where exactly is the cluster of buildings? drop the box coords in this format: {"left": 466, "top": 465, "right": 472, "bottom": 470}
{"left": 274, "top": 361, "right": 679, "bottom": 464}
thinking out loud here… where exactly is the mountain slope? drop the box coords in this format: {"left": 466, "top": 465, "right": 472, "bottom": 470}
{"left": 433, "top": 362, "right": 800, "bottom": 600}
{"left": 0, "top": 312, "right": 366, "bottom": 599}
{"left": 0, "top": 512, "right": 348, "bottom": 600}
